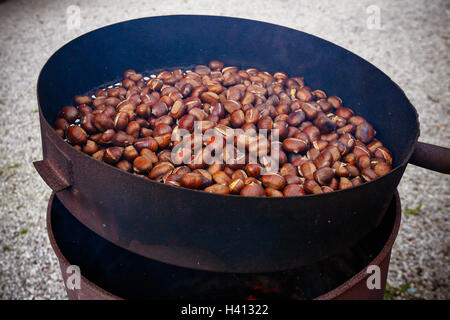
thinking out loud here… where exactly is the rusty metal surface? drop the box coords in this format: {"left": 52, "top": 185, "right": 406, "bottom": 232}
{"left": 46, "top": 193, "right": 121, "bottom": 300}
{"left": 35, "top": 16, "right": 431, "bottom": 273}
{"left": 47, "top": 191, "right": 401, "bottom": 300}
{"left": 33, "top": 160, "right": 70, "bottom": 192}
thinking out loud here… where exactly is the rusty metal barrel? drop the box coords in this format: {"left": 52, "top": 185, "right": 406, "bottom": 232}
{"left": 47, "top": 191, "right": 401, "bottom": 300}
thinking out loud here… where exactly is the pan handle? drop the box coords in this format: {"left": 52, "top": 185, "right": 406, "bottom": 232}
{"left": 409, "top": 141, "right": 450, "bottom": 174}
{"left": 33, "top": 159, "right": 71, "bottom": 192}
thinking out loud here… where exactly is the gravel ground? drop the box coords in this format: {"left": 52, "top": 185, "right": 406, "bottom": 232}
{"left": 0, "top": 0, "right": 448, "bottom": 300}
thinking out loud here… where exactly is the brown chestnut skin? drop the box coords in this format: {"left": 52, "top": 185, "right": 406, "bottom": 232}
{"left": 266, "top": 188, "right": 284, "bottom": 197}
{"left": 134, "top": 137, "right": 158, "bottom": 152}
{"left": 335, "top": 107, "right": 354, "bottom": 119}
{"left": 374, "top": 147, "right": 392, "bottom": 165}
{"left": 296, "top": 87, "right": 313, "bottom": 101}
{"left": 97, "top": 129, "right": 116, "bottom": 146}
{"left": 347, "top": 165, "right": 360, "bottom": 177}
{"left": 327, "top": 96, "right": 342, "bottom": 109}
{"left": 283, "top": 184, "right": 306, "bottom": 197}
{"left": 321, "top": 186, "right": 334, "bottom": 193}
{"left": 82, "top": 140, "right": 98, "bottom": 155}
{"left": 227, "top": 178, "right": 244, "bottom": 194}
{"left": 353, "top": 143, "right": 371, "bottom": 159}
{"left": 329, "top": 177, "right": 338, "bottom": 190}
{"left": 361, "top": 168, "right": 378, "bottom": 182}
{"left": 178, "top": 114, "right": 195, "bottom": 131}
{"left": 261, "top": 173, "right": 286, "bottom": 190}
{"left": 339, "top": 177, "right": 353, "bottom": 190}
{"left": 112, "top": 131, "right": 134, "bottom": 147}
{"left": 59, "top": 106, "right": 79, "bottom": 123}
{"left": 149, "top": 162, "right": 174, "bottom": 181}
{"left": 374, "top": 162, "right": 391, "bottom": 176}
{"left": 303, "top": 125, "right": 320, "bottom": 142}
{"left": 314, "top": 115, "right": 337, "bottom": 134}
{"left": 314, "top": 167, "right": 335, "bottom": 185}
{"left": 313, "top": 151, "right": 332, "bottom": 169}
{"left": 230, "top": 109, "right": 245, "bottom": 128}
{"left": 55, "top": 129, "right": 64, "bottom": 137}
{"left": 74, "top": 95, "right": 92, "bottom": 105}
{"left": 207, "top": 163, "right": 223, "bottom": 176}
{"left": 180, "top": 172, "right": 203, "bottom": 189}
{"left": 92, "top": 149, "right": 105, "bottom": 161}
{"left": 66, "top": 125, "right": 87, "bottom": 145}
{"left": 170, "top": 100, "right": 186, "bottom": 119}
{"left": 240, "top": 182, "right": 265, "bottom": 197}
{"left": 303, "top": 179, "right": 323, "bottom": 194}
{"left": 352, "top": 176, "right": 363, "bottom": 186}
{"left": 357, "top": 155, "right": 371, "bottom": 170}
{"left": 245, "top": 163, "right": 262, "bottom": 178}
{"left": 80, "top": 112, "right": 97, "bottom": 134}
{"left": 299, "top": 162, "right": 317, "bottom": 180}
{"left": 123, "top": 145, "right": 139, "bottom": 161}
{"left": 54, "top": 118, "right": 70, "bottom": 132}
{"left": 257, "top": 116, "right": 273, "bottom": 131}
{"left": 209, "top": 60, "right": 224, "bottom": 71}
{"left": 94, "top": 113, "right": 114, "bottom": 132}
{"left": 283, "top": 137, "right": 308, "bottom": 154}
{"left": 141, "top": 149, "right": 158, "bottom": 164}
{"left": 103, "top": 146, "right": 124, "bottom": 164}
{"left": 213, "top": 170, "right": 232, "bottom": 185}
{"left": 116, "top": 160, "right": 132, "bottom": 172}
{"left": 231, "top": 169, "right": 248, "bottom": 181}
{"left": 114, "top": 112, "right": 129, "bottom": 131}
{"left": 287, "top": 110, "right": 306, "bottom": 126}
{"left": 355, "top": 122, "right": 375, "bottom": 143}
{"left": 133, "top": 156, "right": 153, "bottom": 174}
{"left": 280, "top": 163, "right": 297, "bottom": 177}
{"left": 367, "top": 140, "right": 383, "bottom": 153}
{"left": 285, "top": 175, "right": 304, "bottom": 185}
{"left": 193, "top": 169, "right": 213, "bottom": 189}
{"left": 165, "top": 174, "right": 182, "bottom": 186}
{"left": 204, "top": 184, "right": 230, "bottom": 194}
{"left": 333, "top": 161, "right": 349, "bottom": 177}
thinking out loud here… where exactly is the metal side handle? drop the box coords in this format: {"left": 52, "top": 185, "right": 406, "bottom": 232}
{"left": 409, "top": 141, "right": 450, "bottom": 174}
{"left": 34, "top": 159, "right": 71, "bottom": 192}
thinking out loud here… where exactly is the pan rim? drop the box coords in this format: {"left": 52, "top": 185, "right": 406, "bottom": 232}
{"left": 36, "top": 14, "right": 421, "bottom": 200}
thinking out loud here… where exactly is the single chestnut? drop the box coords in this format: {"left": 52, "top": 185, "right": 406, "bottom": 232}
{"left": 103, "top": 146, "right": 124, "bottom": 164}
{"left": 313, "top": 167, "right": 335, "bottom": 185}
{"left": 204, "top": 184, "right": 230, "bottom": 194}
{"left": 180, "top": 172, "right": 203, "bottom": 189}
{"left": 149, "top": 162, "right": 174, "bottom": 181}
{"left": 283, "top": 184, "right": 306, "bottom": 196}
{"left": 261, "top": 173, "right": 286, "bottom": 190}
{"left": 355, "top": 122, "right": 375, "bottom": 143}
{"left": 339, "top": 177, "right": 353, "bottom": 190}
{"left": 240, "top": 182, "right": 265, "bottom": 197}
{"left": 66, "top": 125, "right": 87, "bottom": 145}
{"left": 266, "top": 188, "right": 284, "bottom": 197}
{"left": 133, "top": 156, "right": 153, "bottom": 174}
{"left": 59, "top": 106, "right": 79, "bottom": 123}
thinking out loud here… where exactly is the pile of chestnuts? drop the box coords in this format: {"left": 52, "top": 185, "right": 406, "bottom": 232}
{"left": 53, "top": 61, "right": 393, "bottom": 197}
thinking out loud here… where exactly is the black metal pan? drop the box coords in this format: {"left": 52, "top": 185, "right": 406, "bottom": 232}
{"left": 34, "top": 15, "right": 450, "bottom": 273}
